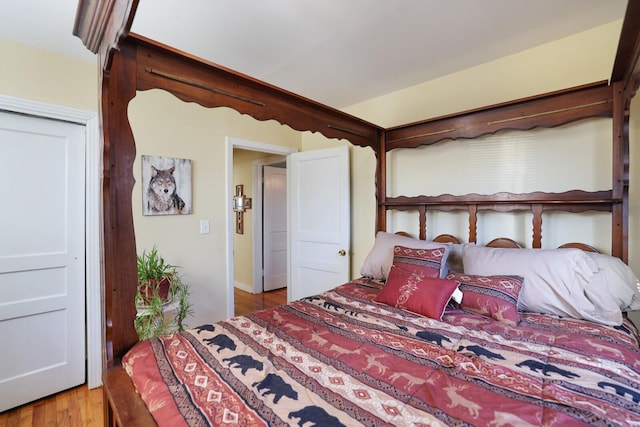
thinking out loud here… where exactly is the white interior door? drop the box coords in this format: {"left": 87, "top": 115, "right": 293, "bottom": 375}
{"left": 0, "top": 111, "right": 85, "bottom": 411}
{"left": 288, "top": 145, "right": 350, "bottom": 301}
{"left": 263, "top": 165, "right": 287, "bottom": 291}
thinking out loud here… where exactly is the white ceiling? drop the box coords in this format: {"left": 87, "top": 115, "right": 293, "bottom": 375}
{"left": 0, "top": 0, "right": 627, "bottom": 108}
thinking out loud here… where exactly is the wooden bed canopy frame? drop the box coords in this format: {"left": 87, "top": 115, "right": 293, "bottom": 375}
{"left": 74, "top": 0, "right": 640, "bottom": 368}
{"left": 74, "top": 2, "right": 640, "bottom": 415}
{"left": 72, "top": 1, "right": 640, "bottom": 424}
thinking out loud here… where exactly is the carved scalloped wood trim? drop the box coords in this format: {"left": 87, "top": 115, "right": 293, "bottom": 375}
{"left": 129, "top": 34, "right": 382, "bottom": 149}
{"left": 385, "top": 190, "right": 617, "bottom": 206}
{"left": 385, "top": 82, "right": 612, "bottom": 150}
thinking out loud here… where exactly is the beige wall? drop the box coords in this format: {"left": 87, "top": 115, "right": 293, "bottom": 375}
{"left": 129, "top": 89, "right": 301, "bottom": 327}
{"left": 0, "top": 38, "right": 97, "bottom": 112}
{"left": 346, "top": 21, "right": 622, "bottom": 128}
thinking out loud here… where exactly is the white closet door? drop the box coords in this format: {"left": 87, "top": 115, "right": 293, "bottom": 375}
{"left": 0, "top": 111, "right": 85, "bottom": 411}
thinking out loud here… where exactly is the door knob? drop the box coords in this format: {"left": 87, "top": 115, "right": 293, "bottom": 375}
{"left": 338, "top": 249, "right": 346, "bottom": 256}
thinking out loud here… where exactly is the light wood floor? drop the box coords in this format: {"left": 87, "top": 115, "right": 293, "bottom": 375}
{"left": 0, "top": 288, "right": 287, "bottom": 426}
{"left": 0, "top": 384, "right": 103, "bottom": 427}
{"left": 234, "top": 286, "right": 287, "bottom": 316}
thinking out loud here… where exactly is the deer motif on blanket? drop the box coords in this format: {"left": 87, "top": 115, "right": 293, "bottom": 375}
{"left": 388, "top": 370, "right": 433, "bottom": 387}
{"left": 444, "top": 383, "right": 481, "bottom": 418}
{"left": 309, "top": 331, "right": 330, "bottom": 347}
{"left": 488, "top": 411, "right": 558, "bottom": 427}
{"left": 307, "top": 330, "right": 352, "bottom": 356}
{"left": 585, "top": 339, "right": 624, "bottom": 358}
{"left": 359, "top": 351, "right": 389, "bottom": 375}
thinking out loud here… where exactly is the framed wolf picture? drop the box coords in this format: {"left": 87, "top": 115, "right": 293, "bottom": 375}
{"left": 142, "top": 155, "right": 192, "bottom": 215}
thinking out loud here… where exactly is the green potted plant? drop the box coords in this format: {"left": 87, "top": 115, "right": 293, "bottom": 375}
{"left": 134, "top": 245, "right": 193, "bottom": 340}
{"left": 136, "top": 245, "right": 174, "bottom": 305}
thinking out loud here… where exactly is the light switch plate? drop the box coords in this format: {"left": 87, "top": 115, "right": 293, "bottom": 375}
{"left": 200, "top": 219, "right": 210, "bottom": 234}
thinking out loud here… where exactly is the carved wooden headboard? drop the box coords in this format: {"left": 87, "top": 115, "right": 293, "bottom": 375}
{"left": 378, "top": 81, "right": 626, "bottom": 257}
{"left": 73, "top": 1, "right": 640, "bottom": 366}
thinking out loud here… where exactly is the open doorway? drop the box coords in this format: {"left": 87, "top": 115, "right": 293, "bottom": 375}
{"left": 233, "top": 151, "right": 287, "bottom": 295}
{"left": 261, "top": 162, "right": 287, "bottom": 292}
{"left": 226, "top": 138, "right": 296, "bottom": 317}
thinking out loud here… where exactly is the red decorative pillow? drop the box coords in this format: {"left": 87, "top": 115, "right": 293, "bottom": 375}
{"left": 392, "top": 245, "right": 447, "bottom": 279}
{"left": 446, "top": 272, "right": 523, "bottom": 325}
{"left": 375, "top": 265, "right": 460, "bottom": 320}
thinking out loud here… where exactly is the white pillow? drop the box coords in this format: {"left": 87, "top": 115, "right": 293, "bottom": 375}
{"left": 461, "top": 245, "right": 622, "bottom": 325}
{"left": 360, "top": 231, "right": 450, "bottom": 280}
{"left": 585, "top": 252, "right": 640, "bottom": 312}
{"left": 447, "top": 243, "right": 466, "bottom": 272}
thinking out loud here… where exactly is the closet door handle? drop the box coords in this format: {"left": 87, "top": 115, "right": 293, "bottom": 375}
{"left": 338, "top": 249, "right": 346, "bottom": 256}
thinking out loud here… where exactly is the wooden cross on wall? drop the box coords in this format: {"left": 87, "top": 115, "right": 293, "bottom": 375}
{"left": 234, "top": 185, "right": 252, "bottom": 234}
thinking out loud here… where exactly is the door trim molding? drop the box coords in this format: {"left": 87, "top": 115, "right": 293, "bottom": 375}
{"left": 225, "top": 137, "right": 296, "bottom": 317}
{"left": 0, "top": 94, "right": 102, "bottom": 388}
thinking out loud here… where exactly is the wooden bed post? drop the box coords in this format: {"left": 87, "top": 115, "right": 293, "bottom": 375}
{"left": 101, "top": 42, "right": 139, "bottom": 366}
{"left": 531, "top": 204, "right": 543, "bottom": 249}
{"left": 74, "top": 0, "right": 142, "bottom": 369}
{"left": 376, "top": 132, "right": 387, "bottom": 233}
{"left": 418, "top": 206, "right": 427, "bottom": 240}
{"left": 610, "top": 0, "right": 640, "bottom": 263}
{"left": 611, "top": 80, "right": 628, "bottom": 262}
{"left": 468, "top": 205, "right": 477, "bottom": 243}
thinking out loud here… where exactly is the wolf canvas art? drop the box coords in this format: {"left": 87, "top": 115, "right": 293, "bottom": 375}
{"left": 142, "top": 155, "right": 192, "bottom": 215}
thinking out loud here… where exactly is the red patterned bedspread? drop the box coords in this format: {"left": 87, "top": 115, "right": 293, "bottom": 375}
{"left": 123, "top": 278, "right": 640, "bottom": 426}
